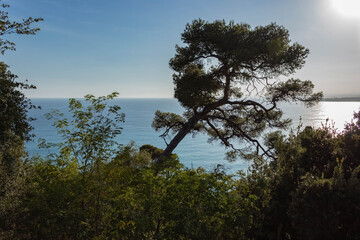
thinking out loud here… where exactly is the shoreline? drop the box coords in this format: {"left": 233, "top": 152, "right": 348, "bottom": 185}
{"left": 322, "top": 97, "right": 360, "bottom": 102}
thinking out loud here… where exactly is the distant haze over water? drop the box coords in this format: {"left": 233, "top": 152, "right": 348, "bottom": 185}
{"left": 27, "top": 99, "right": 360, "bottom": 174}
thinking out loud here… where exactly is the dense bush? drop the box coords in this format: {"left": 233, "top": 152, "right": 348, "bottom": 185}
{"left": 290, "top": 164, "right": 360, "bottom": 239}
{"left": 16, "top": 148, "right": 258, "bottom": 239}
{"left": 0, "top": 63, "right": 38, "bottom": 239}
{"left": 1, "top": 93, "right": 360, "bottom": 239}
{"left": 253, "top": 110, "right": 360, "bottom": 240}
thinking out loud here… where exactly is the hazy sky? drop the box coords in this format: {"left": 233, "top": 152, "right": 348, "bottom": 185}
{"left": 2, "top": 0, "right": 360, "bottom": 98}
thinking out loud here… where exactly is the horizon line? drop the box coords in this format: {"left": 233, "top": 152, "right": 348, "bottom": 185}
{"left": 30, "top": 97, "right": 176, "bottom": 99}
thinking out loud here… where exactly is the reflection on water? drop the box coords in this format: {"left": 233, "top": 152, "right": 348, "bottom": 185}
{"left": 281, "top": 102, "right": 360, "bottom": 131}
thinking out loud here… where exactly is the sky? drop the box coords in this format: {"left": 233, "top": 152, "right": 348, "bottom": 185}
{"left": 1, "top": 0, "right": 360, "bottom": 98}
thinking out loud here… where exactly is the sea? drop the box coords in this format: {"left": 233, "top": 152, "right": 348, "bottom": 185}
{"left": 26, "top": 99, "right": 360, "bottom": 174}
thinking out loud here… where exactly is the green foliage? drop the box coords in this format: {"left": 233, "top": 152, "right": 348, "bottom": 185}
{"left": 0, "top": 0, "right": 42, "bottom": 173}
{"left": 152, "top": 167, "right": 235, "bottom": 240}
{"left": 0, "top": 62, "right": 36, "bottom": 141}
{"left": 0, "top": 4, "right": 42, "bottom": 237}
{"left": 153, "top": 19, "right": 323, "bottom": 162}
{"left": 139, "top": 144, "right": 182, "bottom": 171}
{"left": 17, "top": 157, "right": 81, "bottom": 239}
{"left": 172, "top": 64, "right": 221, "bottom": 109}
{"left": 1, "top": 12, "right": 359, "bottom": 239}
{"left": 267, "top": 78, "right": 323, "bottom": 107}
{"left": 10, "top": 93, "right": 264, "bottom": 239}
{"left": 43, "top": 92, "right": 125, "bottom": 174}
{"left": 152, "top": 111, "right": 187, "bottom": 135}
{"left": 290, "top": 163, "right": 360, "bottom": 240}
{"left": 114, "top": 141, "right": 152, "bottom": 168}
{"left": 229, "top": 158, "right": 274, "bottom": 239}
{"left": 0, "top": 10, "right": 41, "bottom": 233}
{"left": 19, "top": 145, "right": 261, "bottom": 239}
{"left": 4, "top": 92, "right": 359, "bottom": 240}
{"left": 339, "top": 111, "right": 360, "bottom": 176}
{"left": 0, "top": 2, "right": 43, "bottom": 54}
{"left": 0, "top": 155, "right": 27, "bottom": 239}
{"left": 0, "top": 2, "right": 42, "bottom": 161}
{"left": 0, "top": 62, "right": 38, "bottom": 170}
{"left": 254, "top": 110, "right": 360, "bottom": 239}
{"left": 15, "top": 93, "right": 126, "bottom": 238}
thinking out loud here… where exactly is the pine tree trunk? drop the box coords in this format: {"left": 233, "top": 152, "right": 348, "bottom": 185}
{"left": 155, "top": 115, "right": 200, "bottom": 165}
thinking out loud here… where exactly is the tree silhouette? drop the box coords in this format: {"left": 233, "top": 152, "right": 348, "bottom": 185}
{"left": 152, "top": 19, "right": 322, "bottom": 164}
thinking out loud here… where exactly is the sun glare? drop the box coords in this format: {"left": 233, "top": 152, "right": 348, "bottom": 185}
{"left": 331, "top": 0, "right": 360, "bottom": 18}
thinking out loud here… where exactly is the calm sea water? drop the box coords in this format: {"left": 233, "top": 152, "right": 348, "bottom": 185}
{"left": 26, "top": 99, "right": 360, "bottom": 174}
